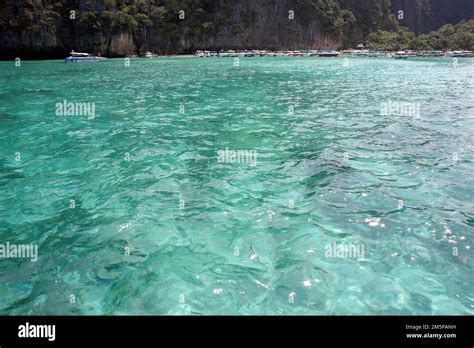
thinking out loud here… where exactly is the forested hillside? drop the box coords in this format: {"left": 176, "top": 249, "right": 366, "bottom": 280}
{"left": 0, "top": 0, "right": 471, "bottom": 58}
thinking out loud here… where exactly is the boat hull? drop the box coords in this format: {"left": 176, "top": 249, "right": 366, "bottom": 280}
{"left": 65, "top": 56, "right": 106, "bottom": 63}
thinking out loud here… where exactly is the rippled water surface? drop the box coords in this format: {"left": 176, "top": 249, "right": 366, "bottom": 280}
{"left": 0, "top": 57, "right": 473, "bottom": 314}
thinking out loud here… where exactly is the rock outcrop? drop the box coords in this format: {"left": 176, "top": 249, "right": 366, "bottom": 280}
{"left": 0, "top": 0, "right": 471, "bottom": 59}
{"left": 391, "top": 0, "right": 474, "bottom": 34}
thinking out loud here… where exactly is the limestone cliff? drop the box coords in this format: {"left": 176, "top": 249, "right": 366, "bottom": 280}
{"left": 390, "top": 0, "right": 474, "bottom": 34}
{"left": 0, "top": 0, "right": 471, "bottom": 59}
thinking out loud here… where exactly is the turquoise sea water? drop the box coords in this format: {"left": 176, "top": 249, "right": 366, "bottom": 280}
{"left": 0, "top": 57, "right": 473, "bottom": 315}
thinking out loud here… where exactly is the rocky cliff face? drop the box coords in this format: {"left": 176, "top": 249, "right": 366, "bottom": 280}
{"left": 0, "top": 0, "right": 471, "bottom": 59}
{"left": 391, "top": 0, "right": 474, "bottom": 34}
{"left": 0, "top": 0, "right": 397, "bottom": 58}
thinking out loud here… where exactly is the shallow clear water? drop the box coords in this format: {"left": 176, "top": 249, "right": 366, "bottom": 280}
{"left": 0, "top": 57, "right": 473, "bottom": 315}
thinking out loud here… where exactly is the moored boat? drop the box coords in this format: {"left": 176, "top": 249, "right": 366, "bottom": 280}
{"left": 340, "top": 49, "right": 354, "bottom": 56}
{"left": 366, "top": 51, "right": 386, "bottom": 57}
{"left": 416, "top": 50, "right": 445, "bottom": 58}
{"left": 448, "top": 51, "right": 467, "bottom": 58}
{"left": 318, "top": 50, "right": 340, "bottom": 57}
{"left": 393, "top": 51, "right": 409, "bottom": 59}
{"left": 65, "top": 51, "right": 106, "bottom": 63}
{"left": 355, "top": 50, "right": 369, "bottom": 57}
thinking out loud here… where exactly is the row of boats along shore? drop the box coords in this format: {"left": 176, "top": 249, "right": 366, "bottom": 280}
{"left": 64, "top": 49, "right": 474, "bottom": 62}
{"left": 193, "top": 49, "right": 474, "bottom": 59}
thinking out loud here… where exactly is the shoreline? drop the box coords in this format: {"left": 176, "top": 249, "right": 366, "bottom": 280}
{"left": 4, "top": 54, "right": 473, "bottom": 62}
{"left": 3, "top": 49, "right": 474, "bottom": 61}
{"left": 4, "top": 56, "right": 473, "bottom": 62}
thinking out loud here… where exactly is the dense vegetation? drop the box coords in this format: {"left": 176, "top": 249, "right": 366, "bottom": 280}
{"left": 0, "top": 0, "right": 232, "bottom": 37}
{"left": 0, "top": 0, "right": 472, "bottom": 57}
{"left": 390, "top": 0, "right": 473, "bottom": 34}
{"left": 366, "top": 19, "right": 474, "bottom": 51}
{"left": 0, "top": 0, "right": 390, "bottom": 39}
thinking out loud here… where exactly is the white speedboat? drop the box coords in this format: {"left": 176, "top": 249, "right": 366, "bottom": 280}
{"left": 318, "top": 50, "right": 340, "bottom": 57}
{"left": 355, "top": 50, "right": 369, "bottom": 57}
{"left": 65, "top": 51, "right": 106, "bottom": 63}
{"left": 448, "top": 51, "right": 468, "bottom": 58}
{"left": 393, "top": 51, "right": 409, "bottom": 59}
{"left": 367, "top": 51, "right": 384, "bottom": 57}
{"left": 145, "top": 51, "right": 153, "bottom": 58}
{"left": 340, "top": 49, "right": 354, "bottom": 56}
